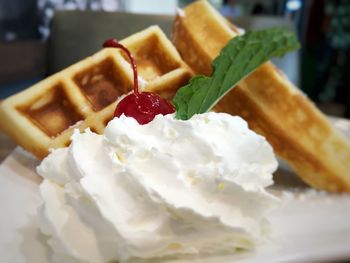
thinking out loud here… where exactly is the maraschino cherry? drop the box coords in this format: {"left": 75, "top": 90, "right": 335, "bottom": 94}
{"left": 103, "top": 39, "right": 175, "bottom": 125}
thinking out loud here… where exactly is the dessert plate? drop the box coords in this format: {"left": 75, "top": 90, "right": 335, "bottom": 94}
{"left": 1, "top": 117, "right": 350, "bottom": 263}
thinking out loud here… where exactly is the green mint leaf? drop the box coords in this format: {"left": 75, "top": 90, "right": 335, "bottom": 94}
{"left": 173, "top": 27, "right": 300, "bottom": 120}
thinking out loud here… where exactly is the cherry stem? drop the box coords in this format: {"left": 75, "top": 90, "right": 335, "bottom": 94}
{"left": 103, "top": 39, "right": 139, "bottom": 95}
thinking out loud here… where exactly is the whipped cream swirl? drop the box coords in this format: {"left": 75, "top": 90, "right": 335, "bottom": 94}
{"left": 37, "top": 113, "right": 278, "bottom": 263}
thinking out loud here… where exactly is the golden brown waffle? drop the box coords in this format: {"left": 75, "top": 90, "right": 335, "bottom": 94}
{"left": 172, "top": 0, "right": 350, "bottom": 192}
{"left": 0, "top": 26, "right": 192, "bottom": 159}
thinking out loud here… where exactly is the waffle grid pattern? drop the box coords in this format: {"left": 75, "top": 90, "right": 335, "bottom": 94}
{"left": 0, "top": 26, "right": 193, "bottom": 158}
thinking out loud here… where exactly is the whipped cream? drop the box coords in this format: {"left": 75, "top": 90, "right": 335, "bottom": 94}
{"left": 37, "top": 112, "right": 278, "bottom": 263}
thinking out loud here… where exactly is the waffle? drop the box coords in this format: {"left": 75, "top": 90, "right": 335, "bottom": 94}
{"left": 172, "top": 0, "right": 350, "bottom": 192}
{"left": 0, "top": 26, "right": 193, "bottom": 159}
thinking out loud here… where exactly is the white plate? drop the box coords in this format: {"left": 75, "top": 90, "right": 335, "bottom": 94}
{"left": 1, "top": 117, "right": 350, "bottom": 263}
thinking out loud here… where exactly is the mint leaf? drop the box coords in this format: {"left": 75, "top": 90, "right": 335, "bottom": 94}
{"left": 173, "top": 27, "right": 300, "bottom": 120}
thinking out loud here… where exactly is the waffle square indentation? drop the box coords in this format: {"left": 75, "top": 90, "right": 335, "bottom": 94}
{"left": 18, "top": 83, "right": 84, "bottom": 137}
{"left": 125, "top": 34, "right": 181, "bottom": 82}
{"left": 74, "top": 58, "right": 132, "bottom": 112}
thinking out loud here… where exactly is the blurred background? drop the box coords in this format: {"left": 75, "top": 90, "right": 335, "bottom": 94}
{"left": 0, "top": 0, "right": 349, "bottom": 117}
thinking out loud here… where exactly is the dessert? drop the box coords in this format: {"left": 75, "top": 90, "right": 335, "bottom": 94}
{"left": 172, "top": 0, "right": 350, "bottom": 192}
{"left": 1, "top": 0, "right": 349, "bottom": 193}
{"left": 37, "top": 112, "right": 279, "bottom": 263}
{"left": 36, "top": 29, "right": 289, "bottom": 262}
{"left": 0, "top": 1, "right": 348, "bottom": 261}
{"left": 0, "top": 26, "right": 192, "bottom": 159}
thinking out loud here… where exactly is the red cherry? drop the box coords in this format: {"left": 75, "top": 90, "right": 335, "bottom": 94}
{"left": 114, "top": 92, "right": 175, "bottom": 125}
{"left": 103, "top": 39, "right": 175, "bottom": 124}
